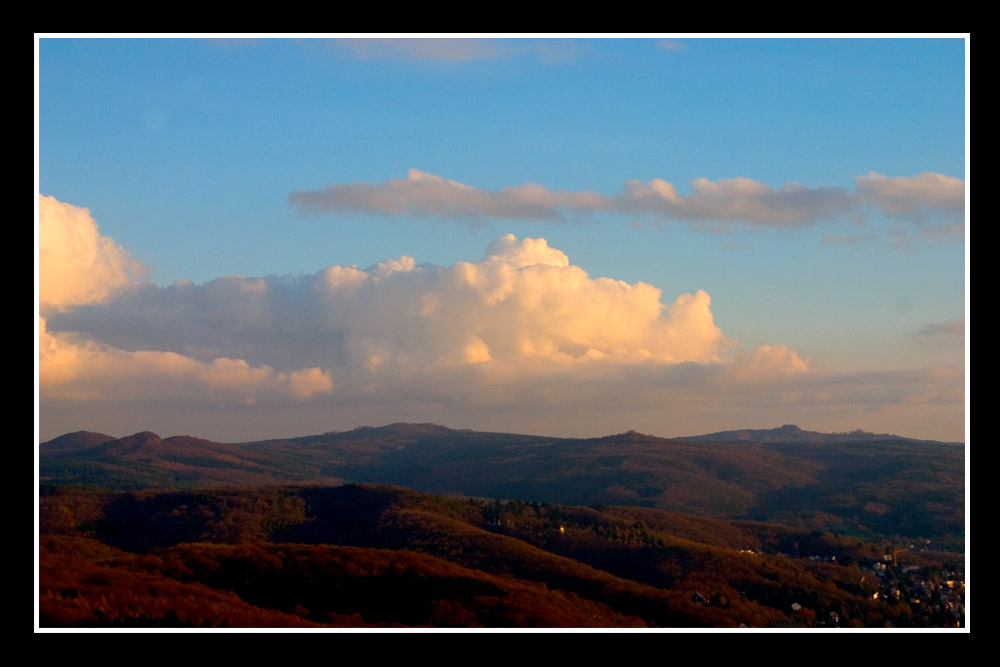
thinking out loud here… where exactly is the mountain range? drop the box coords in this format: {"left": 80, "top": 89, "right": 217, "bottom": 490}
{"left": 40, "top": 422, "right": 964, "bottom": 545}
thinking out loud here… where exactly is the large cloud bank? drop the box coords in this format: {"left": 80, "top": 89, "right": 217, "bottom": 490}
{"left": 38, "top": 197, "right": 333, "bottom": 406}
{"left": 290, "top": 169, "right": 965, "bottom": 231}
{"left": 39, "top": 195, "right": 962, "bottom": 441}
{"left": 43, "top": 227, "right": 740, "bottom": 389}
{"left": 39, "top": 195, "right": 790, "bottom": 405}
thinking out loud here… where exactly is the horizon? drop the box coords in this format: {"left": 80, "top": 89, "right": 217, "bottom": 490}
{"left": 36, "top": 36, "right": 968, "bottom": 444}
{"left": 40, "top": 420, "right": 966, "bottom": 447}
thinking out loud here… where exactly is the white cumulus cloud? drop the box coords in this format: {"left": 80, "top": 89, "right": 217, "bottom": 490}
{"left": 50, "top": 231, "right": 734, "bottom": 375}
{"left": 38, "top": 195, "right": 144, "bottom": 312}
{"left": 38, "top": 196, "right": 333, "bottom": 406}
{"left": 41, "top": 196, "right": 962, "bottom": 443}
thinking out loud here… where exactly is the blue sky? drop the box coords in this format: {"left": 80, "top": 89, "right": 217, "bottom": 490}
{"left": 36, "top": 36, "right": 968, "bottom": 443}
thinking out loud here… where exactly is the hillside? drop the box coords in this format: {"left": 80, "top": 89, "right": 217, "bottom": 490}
{"left": 676, "top": 424, "right": 961, "bottom": 445}
{"left": 39, "top": 423, "right": 966, "bottom": 545}
{"left": 38, "top": 483, "right": 965, "bottom": 628}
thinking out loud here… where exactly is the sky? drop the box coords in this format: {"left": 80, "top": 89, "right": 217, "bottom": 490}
{"left": 35, "top": 36, "right": 968, "bottom": 443}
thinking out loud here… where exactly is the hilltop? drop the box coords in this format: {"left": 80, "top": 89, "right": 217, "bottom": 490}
{"left": 39, "top": 422, "right": 965, "bottom": 545}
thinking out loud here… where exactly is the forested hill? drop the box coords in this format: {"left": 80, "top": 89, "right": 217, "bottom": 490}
{"left": 39, "top": 423, "right": 965, "bottom": 545}
{"left": 39, "top": 483, "right": 965, "bottom": 628}
{"left": 676, "top": 424, "right": 962, "bottom": 445}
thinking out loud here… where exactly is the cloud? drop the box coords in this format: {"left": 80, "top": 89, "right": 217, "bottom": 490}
{"left": 35, "top": 193, "right": 748, "bottom": 419}
{"left": 482, "top": 233, "right": 569, "bottom": 268}
{"left": 40, "top": 317, "right": 333, "bottom": 405}
{"left": 916, "top": 317, "right": 965, "bottom": 343}
{"left": 618, "top": 177, "right": 851, "bottom": 227}
{"left": 819, "top": 232, "right": 878, "bottom": 246}
{"left": 38, "top": 195, "right": 144, "bottom": 312}
{"left": 48, "top": 232, "right": 733, "bottom": 376}
{"left": 290, "top": 169, "right": 611, "bottom": 224}
{"left": 657, "top": 39, "right": 686, "bottom": 53}
{"left": 291, "top": 170, "right": 964, "bottom": 232}
{"left": 330, "top": 38, "right": 586, "bottom": 65}
{"left": 40, "top": 197, "right": 963, "bottom": 442}
{"left": 334, "top": 38, "right": 503, "bottom": 63}
{"left": 38, "top": 196, "right": 332, "bottom": 406}
{"left": 734, "top": 344, "right": 810, "bottom": 375}
{"left": 44, "top": 207, "right": 791, "bottom": 416}
{"left": 855, "top": 172, "right": 965, "bottom": 220}
{"left": 916, "top": 222, "right": 965, "bottom": 243}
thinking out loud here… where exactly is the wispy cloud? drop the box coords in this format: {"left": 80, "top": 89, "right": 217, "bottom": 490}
{"left": 329, "top": 38, "right": 586, "bottom": 64}
{"left": 657, "top": 39, "right": 686, "bottom": 53}
{"left": 290, "top": 170, "right": 965, "bottom": 232}
{"left": 916, "top": 317, "right": 965, "bottom": 342}
{"left": 820, "top": 232, "right": 878, "bottom": 246}
{"left": 856, "top": 172, "right": 965, "bottom": 220}
{"left": 290, "top": 169, "right": 612, "bottom": 225}
{"left": 334, "top": 38, "right": 503, "bottom": 62}
{"left": 617, "top": 176, "right": 852, "bottom": 227}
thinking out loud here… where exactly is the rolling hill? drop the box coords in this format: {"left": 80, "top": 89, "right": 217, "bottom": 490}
{"left": 39, "top": 422, "right": 965, "bottom": 544}
{"left": 39, "top": 483, "right": 964, "bottom": 628}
